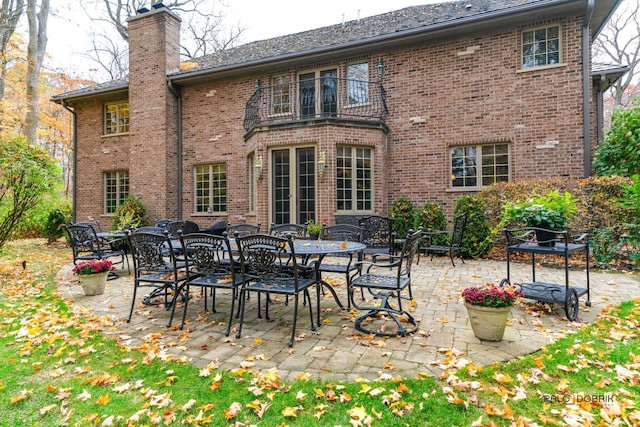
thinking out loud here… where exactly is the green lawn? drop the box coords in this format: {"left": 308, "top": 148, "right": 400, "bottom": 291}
{"left": 1, "top": 239, "right": 638, "bottom": 426}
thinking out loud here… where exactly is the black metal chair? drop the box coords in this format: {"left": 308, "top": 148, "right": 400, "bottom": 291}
{"left": 173, "top": 232, "right": 246, "bottom": 333}
{"left": 349, "top": 228, "right": 422, "bottom": 337}
{"left": 358, "top": 215, "right": 396, "bottom": 257}
{"left": 269, "top": 223, "right": 307, "bottom": 239}
{"left": 126, "top": 231, "right": 188, "bottom": 324}
{"left": 227, "top": 223, "right": 261, "bottom": 238}
{"left": 64, "top": 224, "right": 130, "bottom": 276}
{"left": 318, "top": 224, "right": 364, "bottom": 308}
{"left": 235, "top": 234, "right": 319, "bottom": 347}
{"left": 418, "top": 213, "right": 467, "bottom": 266}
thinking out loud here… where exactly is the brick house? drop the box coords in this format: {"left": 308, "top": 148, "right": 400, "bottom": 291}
{"left": 53, "top": 0, "right": 626, "bottom": 229}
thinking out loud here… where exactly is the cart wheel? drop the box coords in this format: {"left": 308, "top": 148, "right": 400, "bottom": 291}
{"left": 565, "top": 288, "right": 579, "bottom": 321}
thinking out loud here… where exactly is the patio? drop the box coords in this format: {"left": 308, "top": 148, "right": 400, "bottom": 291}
{"left": 57, "top": 255, "right": 640, "bottom": 383}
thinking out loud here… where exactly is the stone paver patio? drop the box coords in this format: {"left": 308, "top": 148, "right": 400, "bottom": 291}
{"left": 57, "top": 255, "right": 640, "bottom": 382}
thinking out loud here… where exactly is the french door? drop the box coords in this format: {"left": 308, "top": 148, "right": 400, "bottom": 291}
{"left": 299, "top": 69, "right": 337, "bottom": 119}
{"left": 271, "top": 147, "right": 316, "bottom": 225}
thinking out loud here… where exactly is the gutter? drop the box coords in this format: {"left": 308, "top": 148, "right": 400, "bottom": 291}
{"left": 167, "top": 81, "right": 183, "bottom": 220}
{"left": 583, "top": 0, "right": 595, "bottom": 177}
{"left": 61, "top": 100, "right": 78, "bottom": 222}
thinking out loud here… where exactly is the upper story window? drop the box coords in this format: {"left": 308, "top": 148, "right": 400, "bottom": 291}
{"left": 195, "top": 164, "right": 227, "bottom": 214}
{"left": 336, "top": 146, "right": 372, "bottom": 212}
{"left": 347, "top": 62, "right": 369, "bottom": 105}
{"left": 270, "top": 74, "right": 291, "bottom": 115}
{"left": 104, "top": 170, "right": 129, "bottom": 214}
{"left": 451, "top": 143, "right": 510, "bottom": 189}
{"left": 104, "top": 101, "right": 129, "bottom": 135}
{"left": 299, "top": 68, "right": 337, "bottom": 118}
{"left": 522, "top": 25, "right": 560, "bottom": 69}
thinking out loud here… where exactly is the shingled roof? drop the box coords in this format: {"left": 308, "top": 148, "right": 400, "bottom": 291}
{"left": 186, "top": 0, "right": 543, "bottom": 73}
{"left": 53, "top": 0, "right": 620, "bottom": 101}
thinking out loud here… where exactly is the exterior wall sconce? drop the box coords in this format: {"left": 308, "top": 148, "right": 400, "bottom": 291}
{"left": 317, "top": 151, "right": 326, "bottom": 177}
{"left": 377, "top": 58, "right": 385, "bottom": 78}
{"left": 254, "top": 155, "right": 263, "bottom": 179}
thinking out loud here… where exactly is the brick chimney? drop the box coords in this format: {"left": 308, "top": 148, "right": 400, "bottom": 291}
{"left": 126, "top": 5, "right": 181, "bottom": 220}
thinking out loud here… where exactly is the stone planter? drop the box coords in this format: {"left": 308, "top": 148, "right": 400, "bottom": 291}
{"left": 77, "top": 271, "right": 109, "bottom": 296}
{"left": 464, "top": 302, "right": 512, "bottom": 342}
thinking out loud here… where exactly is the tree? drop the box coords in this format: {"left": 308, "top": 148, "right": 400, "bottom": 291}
{"left": 593, "top": 0, "right": 640, "bottom": 108}
{"left": 80, "top": 0, "right": 244, "bottom": 80}
{"left": 0, "top": 135, "right": 61, "bottom": 249}
{"left": 0, "top": 0, "right": 25, "bottom": 117}
{"left": 24, "top": 0, "right": 49, "bottom": 144}
{"left": 593, "top": 100, "right": 640, "bottom": 177}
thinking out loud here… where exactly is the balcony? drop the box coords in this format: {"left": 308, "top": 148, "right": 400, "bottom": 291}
{"left": 243, "top": 77, "right": 388, "bottom": 135}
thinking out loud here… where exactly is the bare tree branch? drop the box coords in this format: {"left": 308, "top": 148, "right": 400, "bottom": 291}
{"left": 593, "top": 0, "right": 640, "bottom": 107}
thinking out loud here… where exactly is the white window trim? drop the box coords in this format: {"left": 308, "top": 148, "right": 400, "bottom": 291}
{"left": 520, "top": 24, "right": 562, "bottom": 71}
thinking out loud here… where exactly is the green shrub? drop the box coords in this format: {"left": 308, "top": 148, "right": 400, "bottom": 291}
{"left": 594, "top": 101, "right": 640, "bottom": 177}
{"left": 388, "top": 197, "right": 417, "bottom": 239}
{"left": 453, "top": 194, "right": 490, "bottom": 257}
{"left": 415, "top": 201, "right": 448, "bottom": 246}
{"left": 43, "top": 204, "right": 72, "bottom": 243}
{"left": 112, "top": 195, "right": 151, "bottom": 231}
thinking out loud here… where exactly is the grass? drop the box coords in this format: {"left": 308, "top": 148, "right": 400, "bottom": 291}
{"left": 0, "top": 239, "right": 638, "bottom": 426}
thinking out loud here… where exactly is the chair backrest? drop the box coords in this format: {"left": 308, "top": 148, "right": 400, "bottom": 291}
{"left": 165, "top": 220, "right": 187, "bottom": 238}
{"left": 322, "top": 224, "right": 363, "bottom": 242}
{"left": 179, "top": 232, "right": 234, "bottom": 275}
{"left": 398, "top": 228, "right": 423, "bottom": 278}
{"left": 236, "top": 234, "right": 300, "bottom": 282}
{"left": 227, "top": 223, "right": 261, "bottom": 238}
{"left": 269, "top": 223, "right": 307, "bottom": 239}
{"left": 127, "top": 231, "right": 179, "bottom": 276}
{"left": 450, "top": 213, "right": 468, "bottom": 249}
{"left": 64, "top": 224, "right": 101, "bottom": 259}
{"left": 153, "top": 219, "right": 173, "bottom": 229}
{"left": 73, "top": 221, "right": 103, "bottom": 233}
{"left": 359, "top": 215, "right": 395, "bottom": 253}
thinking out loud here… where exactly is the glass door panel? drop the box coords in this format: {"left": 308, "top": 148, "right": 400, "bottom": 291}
{"left": 299, "top": 73, "right": 315, "bottom": 119}
{"left": 321, "top": 69, "right": 337, "bottom": 117}
{"left": 271, "top": 147, "right": 316, "bottom": 225}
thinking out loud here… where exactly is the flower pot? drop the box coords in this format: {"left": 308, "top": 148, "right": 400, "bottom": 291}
{"left": 464, "top": 302, "right": 511, "bottom": 342}
{"left": 78, "top": 271, "right": 109, "bottom": 296}
{"left": 535, "top": 229, "right": 557, "bottom": 247}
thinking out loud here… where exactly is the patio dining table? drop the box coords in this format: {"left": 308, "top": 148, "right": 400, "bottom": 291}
{"left": 290, "top": 239, "right": 366, "bottom": 324}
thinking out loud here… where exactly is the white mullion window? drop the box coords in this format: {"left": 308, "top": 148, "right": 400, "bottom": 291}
{"left": 104, "top": 101, "right": 129, "bottom": 135}
{"left": 522, "top": 25, "right": 561, "bottom": 69}
{"left": 195, "top": 164, "right": 227, "bottom": 213}
{"left": 270, "top": 74, "right": 291, "bottom": 115}
{"left": 337, "top": 146, "right": 372, "bottom": 212}
{"left": 104, "top": 170, "right": 129, "bottom": 214}
{"left": 451, "top": 143, "right": 510, "bottom": 189}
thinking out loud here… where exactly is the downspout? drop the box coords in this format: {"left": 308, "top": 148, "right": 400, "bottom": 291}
{"left": 168, "top": 81, "right": 183, "bottom": 219}
{"left": 596, "top": 75, "right": 605, "bottom": 149}
{"left": 583, "top": 0, "right": 595, "bottom": 177}
{"left": 62, "top": 99, "right": 77, "bottom": 222}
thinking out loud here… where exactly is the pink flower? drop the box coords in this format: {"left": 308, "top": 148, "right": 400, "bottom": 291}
{"left": 461, "top": 282, "right": 522, "bottom": 308}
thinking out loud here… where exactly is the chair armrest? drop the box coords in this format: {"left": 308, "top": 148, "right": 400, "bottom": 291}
{"left": 571, "top": 233, "right": 588, "bottom": 244}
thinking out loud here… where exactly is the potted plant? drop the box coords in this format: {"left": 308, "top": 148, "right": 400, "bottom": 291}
{"left": 461, "top": 281, "right": 523, "bottom": 341}
{"left": 503, "top": 190, "right": 578, "bottom": 246}
{"left": 72, "top": 259, "right": 113, "bottom": 295}
{"left": 306, "top": 220, "right": 323, "bottom": 239}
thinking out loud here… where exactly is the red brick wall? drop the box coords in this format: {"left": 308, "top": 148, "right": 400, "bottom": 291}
{"left": 72, "top": 12, "right": 591, "bottom": 227}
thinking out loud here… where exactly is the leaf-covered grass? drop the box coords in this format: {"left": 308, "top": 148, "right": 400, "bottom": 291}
{"left": 0, "top": 239, "right": 638, "bottom": 426}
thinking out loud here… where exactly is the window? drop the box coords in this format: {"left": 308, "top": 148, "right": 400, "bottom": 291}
{"left": 104, "top": 171, "right": 129, "bottom": 214}
{"left": 195, "top": 164, "right": 227, "bottom": 213}
{"left": 336, "top": 146, "right": 372, "bottom": 211}
{"left": 299, "top": 69, "right": 337, "bottom": 118}
{"left": 104, "top": 101, "right": 129, "bottom": 134}
{"left": 522, "top": 25, "right": 560, "bottom": 69}
{"left": 347, "top": 62, "right": 369, "bottom": 105}
{"left": 451, "top": 144, "right": 510, "bottom": 189}
{"left": 270, "top": 74, "right": 291, "bottom": 115}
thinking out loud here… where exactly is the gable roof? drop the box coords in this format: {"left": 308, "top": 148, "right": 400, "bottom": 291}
{"left": 53, "top": 0, "right": 623, "bottom": 101}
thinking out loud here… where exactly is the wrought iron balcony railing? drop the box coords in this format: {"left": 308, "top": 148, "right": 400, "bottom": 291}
{"left": 243, "top": 77, "right": 388, "bottom": 132}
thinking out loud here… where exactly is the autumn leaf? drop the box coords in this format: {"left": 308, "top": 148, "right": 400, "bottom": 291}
{"left": 95, "top": 394, "right": 110, "bottom": 405}
{"left": 224, "top": 402, "right": 242, "bottom": 420}
{"left": 282, "top": 405, "right": 303, "bottom": 417}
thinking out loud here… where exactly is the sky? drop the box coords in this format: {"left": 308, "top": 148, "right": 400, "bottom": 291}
{"left": 45, "top": 0, "right": 435, "bottom": 80}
